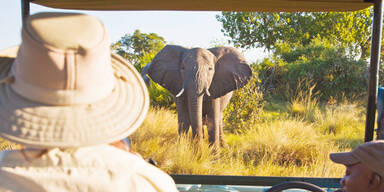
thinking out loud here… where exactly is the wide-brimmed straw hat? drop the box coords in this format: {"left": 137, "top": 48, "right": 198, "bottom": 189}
{"left": 0, "top": 12, "right": 149, "bottom": 148}
{"left": 330, "top": 140, "right": 384, "bottom": 177}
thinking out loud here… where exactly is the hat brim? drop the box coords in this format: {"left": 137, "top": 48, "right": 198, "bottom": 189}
{"left": 330, "top": 152, "right": 360, "bottom": 166}
{"left": 0, "top": 47, "right": 149, "bottom": 148}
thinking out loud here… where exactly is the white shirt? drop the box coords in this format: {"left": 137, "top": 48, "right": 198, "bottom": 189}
{"left": 0, "top": 145, "right": 179, "bottom": 192}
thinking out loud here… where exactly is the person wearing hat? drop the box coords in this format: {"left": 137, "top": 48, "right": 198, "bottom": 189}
{"left": 0, "top": 12, "right": 179, "bottom": 192}
{"left": 330, "top": 140, "right": 384, "bottom": 192}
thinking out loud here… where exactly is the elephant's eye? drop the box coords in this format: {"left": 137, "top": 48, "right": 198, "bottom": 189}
{"left": 209, "top": 67, "right": 213, "bottom": 70}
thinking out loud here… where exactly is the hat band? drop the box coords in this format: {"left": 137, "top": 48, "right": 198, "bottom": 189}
{"left": 9, "top": 74, "right": 114, "bottom": 105}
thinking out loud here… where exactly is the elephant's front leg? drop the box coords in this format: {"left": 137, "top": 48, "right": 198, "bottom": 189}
{"left": 208, "top": 98, "right": 220, "bottom": 147}
{"left": 175, "top": 96, "right": 190, "bottom": 135}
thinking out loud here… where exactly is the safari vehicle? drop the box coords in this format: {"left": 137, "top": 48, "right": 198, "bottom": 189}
{"left": 18, "top": 0, "right": 383, "bottom": 191}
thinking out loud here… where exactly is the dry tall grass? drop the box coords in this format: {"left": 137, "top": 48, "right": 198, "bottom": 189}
{"left": 0, "top": 138, "right": 21, "bottom": 150}
{"left": 131, "top": 104, "right": 365, "bottom": 177}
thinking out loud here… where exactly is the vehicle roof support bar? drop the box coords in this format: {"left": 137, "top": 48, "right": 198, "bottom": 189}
{"left": 365, "top": 0, "right": 383, "bottom": 142}
{"left": 21, "top": 0, "right": 30, "bottom": 25}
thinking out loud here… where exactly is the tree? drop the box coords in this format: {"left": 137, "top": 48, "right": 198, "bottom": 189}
{"left": 112, "top": 30, "right": 173, "bottom": 108}
{"left": 112, "top": 30, "right": 166, "bottom": 71}
{"left": 216, "top": 9, "right": 372, "bottom": 59}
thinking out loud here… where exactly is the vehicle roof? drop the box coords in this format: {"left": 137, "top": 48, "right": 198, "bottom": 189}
{"left": 32, "top": 0, "right": 373, "bottom": 12}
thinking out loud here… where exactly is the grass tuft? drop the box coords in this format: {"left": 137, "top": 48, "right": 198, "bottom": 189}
{"left": 0, "top": 138, "right": 21, "bottom": 151}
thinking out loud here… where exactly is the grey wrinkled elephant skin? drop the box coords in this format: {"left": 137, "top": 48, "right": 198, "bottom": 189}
{"left": 141, "top": 62, "right": 151, "bottom": 86}
{"left": 146, "top": 45, "right": 252, "bottom": 147}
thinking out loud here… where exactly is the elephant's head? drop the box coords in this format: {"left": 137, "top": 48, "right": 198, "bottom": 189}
{"left": 148, "top": 45, "right": 252, "bottom": 99}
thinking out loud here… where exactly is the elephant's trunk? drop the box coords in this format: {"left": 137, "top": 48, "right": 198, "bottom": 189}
{"left": 188, "top": 89, "right": 204, "bottom": 141}
{"left": 140, "top": 62, "right": 152, "bottom": 86}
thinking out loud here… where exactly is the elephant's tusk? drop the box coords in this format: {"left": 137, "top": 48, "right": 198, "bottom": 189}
{"left": 176, "top": 88, "right": 185, "bottom": 97}
{"left": 205, "top": 89, "right": 211, "bottom": 97}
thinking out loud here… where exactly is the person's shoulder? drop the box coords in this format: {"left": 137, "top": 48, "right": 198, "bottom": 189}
{"left": 0, "top": 166, "right": 46, "bottom": 192}
{"left": 0, "top": 146, "right": 179, "bottom": 192}
{"left": 85, "top": 145, "right": 179, "bottom": 192}
{"left": 113, "top": 148, "right": 179, "bottom": 191}
{"left": 132, "top": 161, "right": 179, "bottom": 192}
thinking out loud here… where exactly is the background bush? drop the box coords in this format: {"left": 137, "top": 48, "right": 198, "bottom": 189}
{"left": 147, "top": 80, "right": 175, "bottom": 108}
{"left": 256, "top": 38, "right": 368, "bottom": 102}
{"left": 112, "top": 30, "right": 175, "bottom": 108}
{"left": 223, "top": 69, "right": 264, "bottom": 133}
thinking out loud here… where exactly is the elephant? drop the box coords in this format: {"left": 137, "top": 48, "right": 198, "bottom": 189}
{"left": 141, "top": 62, "right": 151, "bottom": 86}
{"left": 145, "top": 45, "right": 252, "bottom": 147}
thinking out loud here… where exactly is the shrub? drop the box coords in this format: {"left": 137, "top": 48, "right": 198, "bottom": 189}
{"left": 256, "top": 38, "right": 368, "bottom": 102}
{"left": 223, "top": 69, "right": 264, "bottom": 133}
{"left": 112, "top": 30, "right": 174, "bottom": 108}
{"left": 147, "top": 80, "right": 175, "bottom": 108}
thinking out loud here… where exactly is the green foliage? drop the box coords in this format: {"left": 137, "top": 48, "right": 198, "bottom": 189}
{"left": 379, "top": 34, "right": 384, "bottom": 86}
{"left": 112, "top": 30, "right": 174, "bottom": 107}
{"left": 217, "top": 9, "right": 372, "bottom": 59}
{"left": 112, "top": 29, "right": 166, "bottom": 71}
{"left": 209, "top": 38, "right": 230, "bottom": 48}
{"left": 256, "top": 38, "right": 368, "bottom": 102}
{"left": 147, "top": 80, "right": 174, "bottom": 108}
{"left": 223, "top": 69, "right": 264, "bottom": 133}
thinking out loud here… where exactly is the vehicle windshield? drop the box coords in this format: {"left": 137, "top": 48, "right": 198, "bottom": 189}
{"left": 0, "top": 1, "right": 380, "bottom": 192}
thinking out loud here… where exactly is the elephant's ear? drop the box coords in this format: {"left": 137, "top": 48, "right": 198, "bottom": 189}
{"left": 148, "top": 45, "right": 188, "bottom": 95}
{"left": 208, "top": 47, "right": 252, "bottom": 98}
